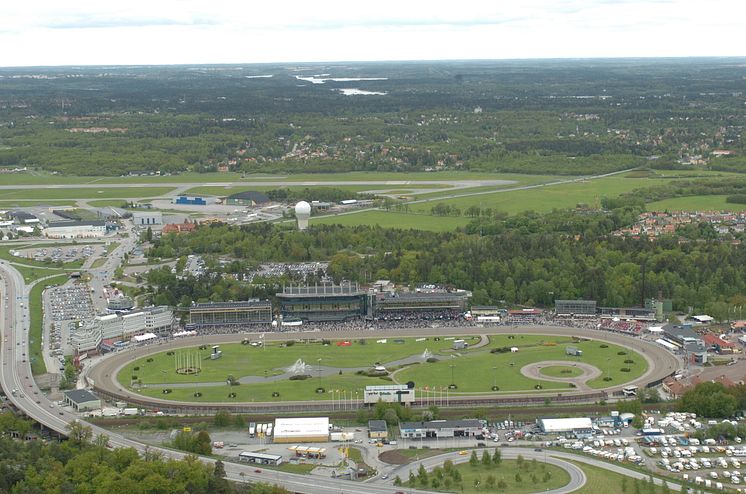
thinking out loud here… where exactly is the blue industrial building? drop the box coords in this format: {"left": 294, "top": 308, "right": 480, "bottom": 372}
{"left": 173, "top": 196, "right": 207, "bottom": 206}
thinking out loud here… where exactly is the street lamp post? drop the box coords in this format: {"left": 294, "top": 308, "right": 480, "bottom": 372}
{"left": 317, "top": 358, "right": 322, "bottom": 385}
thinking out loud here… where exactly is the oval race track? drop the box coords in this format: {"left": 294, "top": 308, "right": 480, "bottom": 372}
{"left": 86, "top": 325, "right": 681, "bottom": 412}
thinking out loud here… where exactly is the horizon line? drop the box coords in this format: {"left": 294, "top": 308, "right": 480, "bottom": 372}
{"left": 2, "top": 55, "right": 746, "bottom": 70}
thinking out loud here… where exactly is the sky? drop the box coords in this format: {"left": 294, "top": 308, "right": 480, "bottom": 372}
{"left": 1, "top": 0, "right": 744, "bottom": 67}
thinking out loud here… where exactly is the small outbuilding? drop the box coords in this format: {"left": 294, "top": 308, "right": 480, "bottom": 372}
{"left": 368, "top": 420, "right": 388, "bottom": 439}
{"left": 63, "top": 389, "right": 101, "bottom": 412}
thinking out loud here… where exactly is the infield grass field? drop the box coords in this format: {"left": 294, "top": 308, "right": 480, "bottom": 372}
{"left": 119, "top": 334, "right": 646, "bottom": 403}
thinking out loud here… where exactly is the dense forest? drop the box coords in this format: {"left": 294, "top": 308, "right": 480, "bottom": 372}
{"left": 0, "top": 413, "right": 287, "bottom": 494}
{"left": 0, "top": 59, "right": 744, "bottom": 176}
{"left": 144, "top": 203, "right": 746, "bottom": 319}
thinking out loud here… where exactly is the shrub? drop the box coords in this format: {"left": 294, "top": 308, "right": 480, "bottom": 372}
{"left": 285, "top": 340, "right": 295, "bottom": 347}
{"left": 289, "top": 374, "right": 310, "bottom": 380}
{"left": 624, "top": 359, "right": 634, "bottom": 364}
{"left": 617, "top": 351, "right": 627, "bottom": 355}
{"left": 146, "top": 358, "right": 153, "bottom": 362}
{"left": 272, "top": 392, "right": 280, "bottom": 397}
{"left": 600, "top": 344, "right": 608, "bottom": 348}
{"left": 620, "top": 368, "right": 631, "bottom": 372}
{"left": 133, "top": 366, "right": 140, "bottom": 371}
{"left": 426, "top": 357, "right": 438, "bottom": 363}
{"left": 193, "top": 392, "right": 202, "bottom": 397}
{"left": 603, "top": 377, "right": 613, "bottom": 381}
{"left": 316, "top": 387, "right": 325, "bottom": 393}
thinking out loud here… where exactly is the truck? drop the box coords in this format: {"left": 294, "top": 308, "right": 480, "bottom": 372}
{"left": 122, "top": 408, "right": 139, "bottom": 416}
{"left": 249, "top": 422, "right": 256, "bottom": 438}
{"left": 330, "top": 432, "right": 354, "bottom": 441}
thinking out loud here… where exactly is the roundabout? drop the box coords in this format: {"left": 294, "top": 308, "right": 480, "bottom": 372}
{"left": 85, "top": 325, "right": 681, "bottom": 411}
{"left": 520, "top": 361, "right": 602, "bottom": 391}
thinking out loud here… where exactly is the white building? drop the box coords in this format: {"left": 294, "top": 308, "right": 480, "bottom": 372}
{"left": 364, "top": 384, "right": 415, "bottom": 404}
{"left": 45, "top": 221, "right": 106, "bottom": 239}
{"left": 273, "top": 417, "right": 329, "bottom": 443}
{"left": 537, "top": 417, "right": 594, "bottom": 433}
{"left": 70, "top": 306, "right": 173, "bottom": 353}
{"left": 132, "top": 211, "right": 163, "bottom": 226}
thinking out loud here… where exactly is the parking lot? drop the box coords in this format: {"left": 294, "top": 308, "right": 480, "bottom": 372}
{"left": 44, "top": 281, "right": 95, "bottom": 365}
{"left": 13, "top": 244, "right": 102, "bottom": 264}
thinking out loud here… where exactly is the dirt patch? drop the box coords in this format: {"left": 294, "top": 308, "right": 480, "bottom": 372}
{"left": 379, "top": 448, "right": 449, "bottom": 465}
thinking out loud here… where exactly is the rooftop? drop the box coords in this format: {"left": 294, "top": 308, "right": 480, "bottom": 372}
{"left": 64, "top": 389, "right": 99, "bottom": 404}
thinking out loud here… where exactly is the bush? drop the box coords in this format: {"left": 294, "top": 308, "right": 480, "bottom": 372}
{"left": 600, "top": 344, "right": 608, "bottom": 348}
{"left": 289, "top": 374, "right": 311, "bottom": 380}
{"left": 228, "top": 392, "right": 237, "bottom": 398}
{"left": 133, "top": 366, "right": 140, "bottom": 371}
{"left": 316, "top": 387, "right": 325, "bottom": 394}
{"left": 426, "top": 357, "right": 438, "bottom": 363}
{"left": 624, "top": 359, "right": 634, "bottom": 364}
{"left": 285, "top": 340, "right": 295, "bottom": 347}
{"left": 603, "top": 377, "right": 613, "bottom": 382}
{"left": 146, "top": 358, "right": 153, "bottom": 363}
{"left": 620, "top": 368, "right": 631, "bottom": 372}
{"left": 617, "top": 351, "right": 627, "bottom": 355}
{"left": 193, "top": 392, "right": 202, "bottom": 397}
{"left": 162, "top": 389, "right": 172, "bottom": 394}
{"left": 272, "top": 392, "right": 280, "bottom": 397}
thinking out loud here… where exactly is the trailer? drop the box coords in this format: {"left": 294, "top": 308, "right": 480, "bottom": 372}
{"left": 249, "top": 422, "right": 256, "bottom": 438}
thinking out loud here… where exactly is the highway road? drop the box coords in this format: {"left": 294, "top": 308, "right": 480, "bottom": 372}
{"left": 0, "top": 260, "right": 438, "bottom": 494}
{"left": 0, "top": 250, "right": 682, "bottom": 494}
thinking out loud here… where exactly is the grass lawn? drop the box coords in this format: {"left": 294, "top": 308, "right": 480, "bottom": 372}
{"left": 647, "top": 195, "right": 746, "bottom": 212}
{"left": 0, "top": 200, "right": 77, "bottom": 207}
{"left": 396, "top": 335, "right": 646, "bottom": 393}
{"left": 182, "top": 184, "right": 406, "bottom": 197}
{"left": 120, "top": 335, "right": 646, "bottom": 403}
{"left": 0, "top": 187, "right": 176, "bottom": 200}
{"left": 409, "top": 456, "right": 570, "bottom": 494}
{"left": 90, "top": 258, "right": 107, "bottom": 268}
{"left": 407, "top": 175, "right": 674, "bottom": 215}
{"left": 539, "top": 365, "right": 585, "bottom": 378}
{"left": 310, "top": 210, "right": 469, "bottom": 232}
{"left": 570, "top": 460, "right": 643, "bottom": 494}
{"left": 29, "top": 275, "right": 69, "bottom": 375}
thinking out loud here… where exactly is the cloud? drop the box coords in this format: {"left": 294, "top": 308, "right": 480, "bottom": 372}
{"left": 45, "top": 15, "right": 219, "bottom": 30}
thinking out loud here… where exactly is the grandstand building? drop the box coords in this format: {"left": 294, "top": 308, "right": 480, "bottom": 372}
{"left": 555, "top": 300, "right": 597, "bottom": 317}
{"left": 276, "top": 283, "right": 368, "bottom": 322}
{"left": 598, "top": 306, "right": 656, "bottom": 321}
{"left": 70, "top": 306, "right": 173, "bottom": 353}
{"left": 189, "top": 300, "right": 273, "bottom": 326}
{"left": 372, "top": 291, "right": 468, "bottom": 320}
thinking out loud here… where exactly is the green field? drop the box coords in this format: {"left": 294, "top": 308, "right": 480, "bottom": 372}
{"left": 311, "top": 211, "right": 469, "bottom": 231}
{"left": 408, "top": 175, "right": 673, "bottom": 215}
{"left": 29, "top": 275, "right": 70, "bottom": 375}
{"left": 647, "top": 195, "right": 746, "bottom": 212}
{"left": 538, "top": 365, "right": 584, "bottom": 378}
{"left": 119, "top": 335, "right": 646, "bottom": 403}
{"left": 0, "top": 200, "right": 77, "bottom": 207}
{"left": 414, "top": 456, "right": 570, "bottom": 494}
{"left": 182, "top": 184, "right": 418, "bottom": 197}
{"left": 0, "top": 187, "right": 176, "bottom": 200}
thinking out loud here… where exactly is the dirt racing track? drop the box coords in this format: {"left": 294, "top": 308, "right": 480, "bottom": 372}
{"left": 86, "top": 325, "right": 681, "bottom": 413}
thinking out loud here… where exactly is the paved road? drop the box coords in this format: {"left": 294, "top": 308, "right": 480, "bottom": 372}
{"left": 0, "top": 260, "right": 440, "bottom": 494}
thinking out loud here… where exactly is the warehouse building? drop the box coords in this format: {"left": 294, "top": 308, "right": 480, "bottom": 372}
{"left": 537, "top": 417, "right": 594, "bottom": 437}
{"left": 273, "top": 417, "right": 330, "bottom": 443}
{"left": 238, "top": 452, "right": 282, "bottom": 466}
{"left": 555, "top": 300, "right": 597, "bottom": 317}
{"left": 173, "top": 196, "right": 208, "bottom": 205}
{"left": 364, "top": 384, "right": 415, "bottom": 405}
{"left": 277, "top": 283, "right": 368, "bottom": 322}
{"left": 224, "top": 191, "right": 270, "bottom": 206}
{"left": 63, "top": 389, "right": 101, "bottom": 412}
{"left": 45, "top": 220, "right": 106, "bottom": 239}
{"left": 399, "top": 419, "right": 482, "bottom": 439}
{"left": 189, "top": 300, "right": 273, "bottom": 326}
{"left": 132, "top": 211, "right": 163, "bottom": 226}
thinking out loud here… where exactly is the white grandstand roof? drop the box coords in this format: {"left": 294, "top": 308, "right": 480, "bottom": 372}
{"left": 539, "top": 417, "right": 593, "bottom": 432}
{"left": 132, "top": 332, "right": 157, "bottom": 342}
{"left": 273, "top": 417, "right": 329, "bottom": 438}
